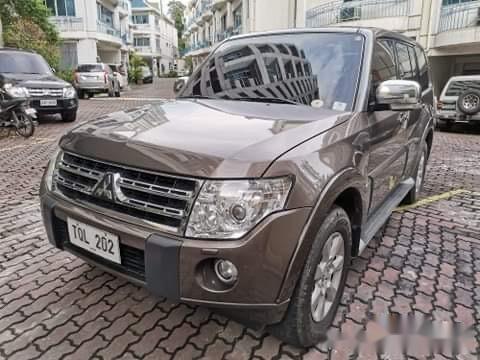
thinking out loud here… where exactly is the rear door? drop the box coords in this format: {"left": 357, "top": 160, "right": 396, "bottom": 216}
{"left": 366, "top": 39, "right": 409, "bottom": 214}
{"left": 76, "top": 64, "right": 105, "bottom": 88}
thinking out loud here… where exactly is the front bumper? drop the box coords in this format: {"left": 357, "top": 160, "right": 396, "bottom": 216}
{"left": 30, "top": 98, "right": 78, "bottom": 114}
{"left": 40, "top": 183, "right": 310, "bottom": 325}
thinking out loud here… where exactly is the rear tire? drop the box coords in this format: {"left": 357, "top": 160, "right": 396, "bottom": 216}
{"left": 403, "top": 143, "right": 428, "bottom": 205}
{"left": 61, "top": 110, "right": 77, "bottom": 123}
{"left": 268, "top": 206, "right": 351, "bottom": 347}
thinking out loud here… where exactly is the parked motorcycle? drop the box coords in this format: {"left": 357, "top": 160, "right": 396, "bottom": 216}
{"left": 0, "top": 83, "right": 37, "bottom": 138}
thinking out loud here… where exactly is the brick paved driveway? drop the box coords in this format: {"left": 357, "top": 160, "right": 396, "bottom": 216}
{"left": 1, "top": 80, "right": 480, "bottom": 359}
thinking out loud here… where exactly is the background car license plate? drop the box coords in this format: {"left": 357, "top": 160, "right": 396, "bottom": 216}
{"left": 40, "top": 99, "right": 57, "bottom": 106}
{"left": 67, "top": 218, "right": 121, "bottom": 264}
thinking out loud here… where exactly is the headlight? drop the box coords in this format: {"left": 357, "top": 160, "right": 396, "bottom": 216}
{"left": 44, "top": 149, "right": 62, "bottom": 192}
{"left": 63, "top": 86, "right": 76, "bottom": 99}
{"left": 5, "top": 85, "right": 29, "bottom": 98}
{"left": 185, "top": 177, "right": 293, "bottom": 239}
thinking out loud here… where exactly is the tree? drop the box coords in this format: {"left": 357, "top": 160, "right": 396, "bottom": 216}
{"left": 0, "top": 0, "right": 60, "bottom": 67}
{"left": 168, "top": 0, "right": 186, "bottom": 50}
{"left": 0, "top": 0, "right": 58, "bottom": 43}
{"left": 4, "top": 18, "right": 60, "bottom": 69}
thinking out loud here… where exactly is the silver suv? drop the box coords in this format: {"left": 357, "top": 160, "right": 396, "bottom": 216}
{"left": 74, "top": 63, "right": 121, "bottom": 99}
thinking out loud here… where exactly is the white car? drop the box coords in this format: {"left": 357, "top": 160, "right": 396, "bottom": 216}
{"left": 437, "top": 75, "right": 480, "bottom": 128}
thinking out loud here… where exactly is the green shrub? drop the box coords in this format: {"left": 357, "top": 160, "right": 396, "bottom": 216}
{"left": 57, "top": 69, "right": 75, "bottom": 84}
{"left": 128, "top": 52, "right": 146, "bottom": 83}
{"left": 3, "top": 18, "right": 60, "bottom": 69}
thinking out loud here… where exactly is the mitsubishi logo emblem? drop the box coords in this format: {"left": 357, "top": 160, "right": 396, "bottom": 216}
{"left": 93, "top": 173, "right": 125, "bottom": 202}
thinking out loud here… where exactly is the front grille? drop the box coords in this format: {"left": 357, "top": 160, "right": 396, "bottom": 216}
{"left": 28, "top": 88, "right": 63, "bottom": 97}
{"left": 52, "top": 216, "right": 146, "bottom": 281}
{"left": 53, "top": 152, "right": 202, "bottom": 234}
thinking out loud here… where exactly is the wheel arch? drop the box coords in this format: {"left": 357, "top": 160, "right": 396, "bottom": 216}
{"left": 276, "top": 168, "right": 368, "bottom": 303}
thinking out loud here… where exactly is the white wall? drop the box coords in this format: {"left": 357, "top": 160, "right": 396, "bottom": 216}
{"left": 77, "top": 39, "right": 98, "bottom": 63}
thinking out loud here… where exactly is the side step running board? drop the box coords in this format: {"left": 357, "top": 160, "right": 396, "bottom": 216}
{"left": 358, "top": 178, "right": 414, "bottom": 255}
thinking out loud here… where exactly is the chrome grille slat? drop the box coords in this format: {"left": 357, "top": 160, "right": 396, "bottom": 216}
{"left": 53, "top": 152, "right": 202, "bottom": 233}
{"left": 59, "top": 162, "right": 103, "bottom": 180}
{"left": 28, "top": 88, "right": 63, "bottom": 97}
{"left": 119, "top": 178, "right": 192, "bottom": 200}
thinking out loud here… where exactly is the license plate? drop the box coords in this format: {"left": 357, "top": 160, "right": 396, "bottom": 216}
{"left": 40, "top": 99, "right": 57, "bottom": 106}
{"left": 67, "top": 218, "right": 121, "bottom": 264}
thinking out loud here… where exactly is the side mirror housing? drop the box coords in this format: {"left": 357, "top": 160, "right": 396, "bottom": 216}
{"left": 376, "top": 80, "right": 421, "bottom": 111}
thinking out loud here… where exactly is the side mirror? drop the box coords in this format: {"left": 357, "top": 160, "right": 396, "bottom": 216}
{"left": 173, "top": 78, "right": 187, "bottom": 94}
{"left": 376, "top": 80, "right": 421, "bottom": 111}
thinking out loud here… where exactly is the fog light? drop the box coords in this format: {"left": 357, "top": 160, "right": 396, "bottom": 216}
{"left": 214, "top": 259, "right": 238, "bottom": 284}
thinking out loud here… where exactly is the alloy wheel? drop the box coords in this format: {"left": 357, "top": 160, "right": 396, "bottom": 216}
{"left": 311, "top": 232, "right": 345, "bottom": 322}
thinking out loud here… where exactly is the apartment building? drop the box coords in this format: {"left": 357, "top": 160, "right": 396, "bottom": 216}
{"left": 47, "top": 0, "right": 178, "bottom": 74}
{"left": 304, "top": 0, "right": 480, "bottom": 95}
{"left": 182, "top": 0, "right": 305, "bottom": 68}
{"left": 131, "top": 0, "right": 178, "bottom": 75}
{"left": 47, "top": 0, "right": 132, "bottom": 68}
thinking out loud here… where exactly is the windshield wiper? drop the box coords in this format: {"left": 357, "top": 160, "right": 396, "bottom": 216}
{"left": 230, "top": 97, "right": 299, "bottom": 105}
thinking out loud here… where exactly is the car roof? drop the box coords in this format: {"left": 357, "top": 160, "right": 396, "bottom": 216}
{"left": 227, "top": 26, "right": 418, "bottom": 47}
{"left": 447, "top": 75, "right": 480, "bottom": 82}
{"left": 0, "top": 47, "right": 36, "bottom": 54}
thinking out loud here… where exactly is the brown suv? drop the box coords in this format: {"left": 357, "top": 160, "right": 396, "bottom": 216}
{"left": 40, "top": 28, "right": 434, "bottom": 347}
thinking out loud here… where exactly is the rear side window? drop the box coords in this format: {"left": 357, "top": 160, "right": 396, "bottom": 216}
{"left": 415, "top": 46, "right": 429, "bottom": 91}
{"left": 396, "top": 42, "right": 415, "bottom": 81}
{"left": 371, "top": 41, "right": 397, "bottom": 88}
{"left": 77, "top": 64, "right": 103, "bottom": 72}
{"left": 445, "top": 80, "right": 480, "bottom": 96}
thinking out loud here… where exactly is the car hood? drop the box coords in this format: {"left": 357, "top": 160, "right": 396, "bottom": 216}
{"left": 2, "top": 73, "right": 68, "bottom": 88}
{"left": 60, "top": 99, "right": 349, "bottom": 178}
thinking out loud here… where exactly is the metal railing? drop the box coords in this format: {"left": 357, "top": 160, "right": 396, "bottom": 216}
{"left": 439, "top": 0, "right": 480, "bottom": 33}
{"left": 306, "top": 0, "right": 410, "bottom": 27}
{"left": 50, "top": 16, "right": 84, "bottom": 32}
{"left": 97, "top": 21, "right": 121, "bottom": 38}
{"left": 134, "top": 46, "right": 153, "bottom": 53}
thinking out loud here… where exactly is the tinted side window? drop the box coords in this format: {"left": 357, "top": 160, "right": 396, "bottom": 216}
{"left": 407, "top": 46, "right": 419, "bottom": 82}
{"left": 396, "top": 42, "right": 415, "bottom": 80}
{"left": 415, "top": 46, "right": 429, "bottom": 90}
{"left": 372, "top": 42, "right": 397, "bottom": 88}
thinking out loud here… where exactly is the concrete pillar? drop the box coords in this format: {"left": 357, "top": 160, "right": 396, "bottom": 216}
{"left": 0, "top": 17, "right": 3, "bottom": 48}
{"left": 226, "top": 1, "right": 234, "bottom": 29}
{"left": 77, "top": 39, "right": 98, "bottom": 63}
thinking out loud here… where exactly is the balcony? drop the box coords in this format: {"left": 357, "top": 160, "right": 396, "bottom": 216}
{"left": 97, "top": 21, "right": 121, "bottom": 38}
{"left": 434, "top": 0, "right": 480, "bottom": 51}
{"left": 50, "top": 16, "right": 84, "bottom": 32}
{"left": 118, "top": 0, "right": 130, "bottom": 16}
{"left": 306, "top": 0, "right": 410, "bottom": 28}
{"left": 438, "top": 1, "right": 480, "bottom": 33}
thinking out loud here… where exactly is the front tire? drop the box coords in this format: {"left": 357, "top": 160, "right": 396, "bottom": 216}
{"left": 14, "top": 111, "right": 35, "bottom": 138}
{"left": 269, "top": 206, "right": 351, "bottom": 347}
{"left": 403, "top": 143, "right": 428, "bottom": 205}
{"left": 61, "top": 110, "right": 77, "bottom": 123}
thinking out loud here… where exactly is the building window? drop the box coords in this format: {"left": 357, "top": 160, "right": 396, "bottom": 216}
{"left": 442, "top": 0, "right": 476, "bottom": 5}
{"left": 221, "top": 14, "right": 227, "bottom": 31}
{"left": 46, "top": 0, "right": 76, "bottom": 16}
{"left": 233, "top": 5, "right": 242, "bottom": 29}
{"left": 132, "top": 14, "right": 149, "bottom": 24}
{"left": 134, "top": 37, "right": 150, "bottom": 46}
{"left": 97, "top": 3, "right": 113, "bottom": 25}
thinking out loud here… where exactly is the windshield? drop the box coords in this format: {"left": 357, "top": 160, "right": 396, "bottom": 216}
{"left": 0, "top": 52, "right": 52, "bottom": 74}
{"left": 77, "top": 64, "right": 104, "bottom": 72}
{"left": 445, "top": 80, "right": 480, "bottom": 97}
{"left": 179, "top": 32, "right": 364, "bottom": 111}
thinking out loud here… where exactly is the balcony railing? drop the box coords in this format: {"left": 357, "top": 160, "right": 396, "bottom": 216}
{"left": 439, "top": 1, "right": 480, "bottom": 33}
{"left": 306, "top": 0, "right": 410, "bottom": 27}
{"left": 97, "top": 21, "right": 121, "bottom": 38}
{"left": 50, "top": 16, "right": 84, "bottom": 32}
{"left": 134, "top": 46, "right": 153, "bottom": 53}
